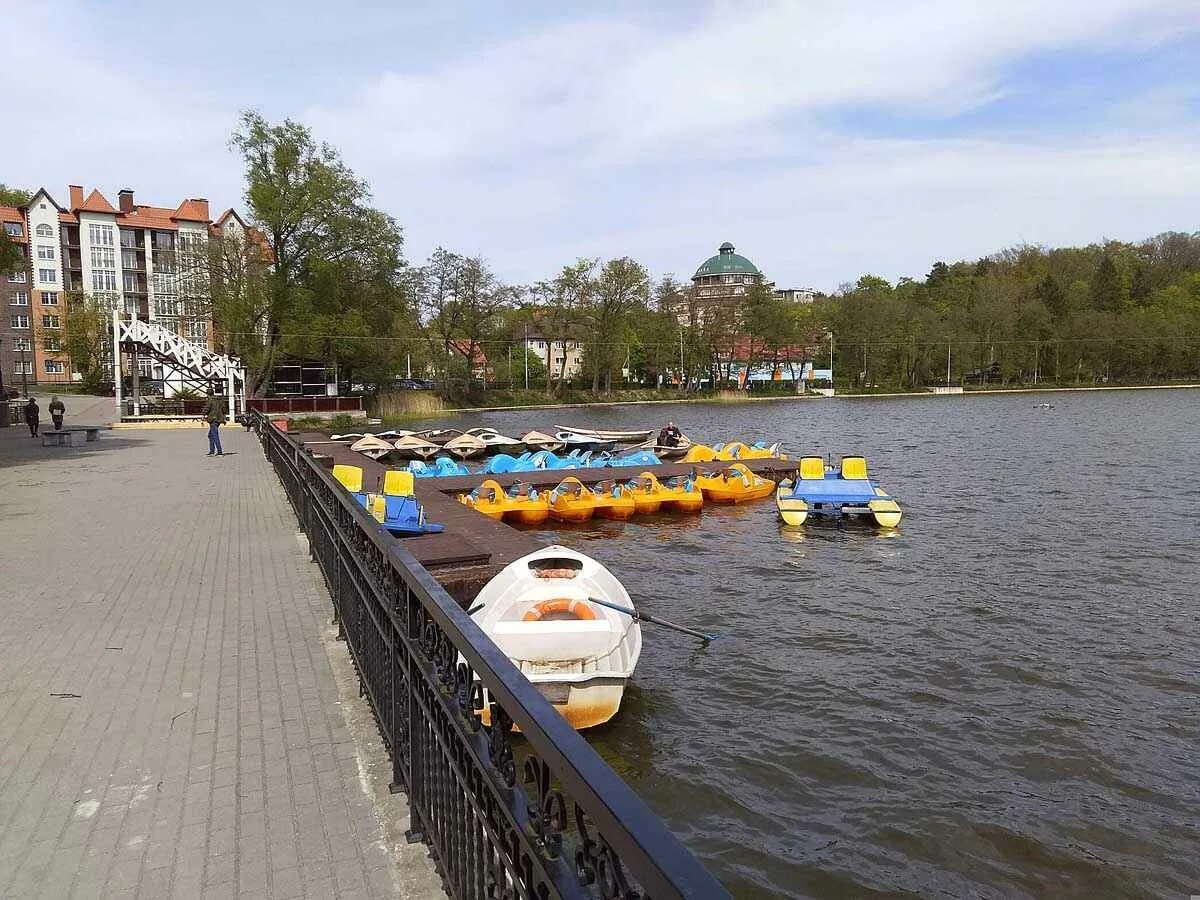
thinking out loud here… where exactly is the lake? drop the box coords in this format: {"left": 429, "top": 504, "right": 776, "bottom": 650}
{"left": 435, "top": 388, "right": 1200, "bottom": 897}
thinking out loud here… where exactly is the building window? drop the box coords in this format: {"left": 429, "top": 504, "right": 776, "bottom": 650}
{"left": 14, "top": 361, "right": 33, "bottom": 375}
{"left": 123, "top": 272, "right": 138, "bottom": 292}
{"left": 35, "top": 223, "right": 53, "bottom": 237}
{"left": 4, "top": 222, "right": 23, "bottom": 238}
{"left": 11, "top": 314, "right": 30, "bottom": 329}
{"left": 13, "top": 337, "right": 31, "bottom": 352}
{"left": 120, "top": 229, "right": 139, "bottom": 249}
{"left": 88, "top": 223, "right": 114, "bottom": 246}
{"left": 90, "top": 246, "right": 115, "bottom": 269}
{"left": 188, "top": 320, "right": 207, "bottom": 341}
{"left": 152, "top": 231, "right": 174, "bottom": 251}
{"left": 10, "top": 292, "right": 28, "bottom": 305}
{"left": 37, "top": 244, "right": 55, "bottom": 260}
{"left": 92, "top": 272, "right": 117, "bottom": 292}
{"left": 44, "top": 360, "right": 64, "bottom": 374}
{"left": 38, "top": 268, "right": 57, "bottom": 284}
{"left": 42, "top": 314, "right": 61, "bottom": 329}
{"left": 41, "top": 291, "right": 58, "bottom": 305}
{"left": 10, "top": 271, "right": 26, "bottom": 283}
{"left": 43, "top": 336, "right": 61, "bottom": 351}
{"left": 121, "top": 249, "right": 138, "bottom": 269}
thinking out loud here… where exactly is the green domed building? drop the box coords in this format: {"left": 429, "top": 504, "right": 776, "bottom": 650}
{"left": 689, "top": 242, "right": 772, "bottom": 322}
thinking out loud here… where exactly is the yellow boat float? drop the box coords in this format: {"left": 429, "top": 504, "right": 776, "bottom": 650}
{"left": 694, "top": 463, "right": 777, "bottom": 504}
{"left": 459, "top": 479, "right": 551, "bottom": 526}
{"left": 775, "top": 456, "right": 902, "bottom": 528}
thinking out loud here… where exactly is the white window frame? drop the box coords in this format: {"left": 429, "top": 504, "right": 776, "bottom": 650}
{"left": 10, "top": 271, "right": 26, "bottom": 283}
{"left": 38, "top": 268, "right": 57, "bottom": 284}
{"left": 44, "top": 360, "right": 64, "bottom": 374}
{"left": 41, "top": 291, "right": 58, "bottom": 305}
{"left": 11, "top": 314, "right": 30, "bottom": 329}
{"left": 88, "top": 223, "right": 114, "bottom": 246}
{"left": 12, "top": 337, "right": 32, "bottom": 352}
{"left": 35, "top": 223, "right": 52, "bottom": 237}
{"left": 43, "top": 336, "right": 61, "bottom": 351}
{"left": 10, "top": 292, "right": 28, "bottom": 306}
{"left": 42, "top": 314, "right": 61, "bottom": 329}
{"left": 13, "top": 361, "right": 33, "bottom": 375}
{"left": 37, "top": 244, "right": 55, "bottom": 260}
{"left": 3, "top": 222, "right": 23, "bottom": 238}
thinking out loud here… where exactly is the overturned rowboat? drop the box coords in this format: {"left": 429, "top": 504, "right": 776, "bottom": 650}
{"left": 471, "top": 546, "right": 642, "bottom": 730}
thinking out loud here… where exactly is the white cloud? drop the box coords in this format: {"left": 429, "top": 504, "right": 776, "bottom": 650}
{"left": 4, "top": 1, "right": 1198, "bottom": 291}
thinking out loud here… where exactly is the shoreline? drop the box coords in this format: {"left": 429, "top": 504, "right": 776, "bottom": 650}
{"left": 434, "top": 382, "right": 1200, "bottom": 414}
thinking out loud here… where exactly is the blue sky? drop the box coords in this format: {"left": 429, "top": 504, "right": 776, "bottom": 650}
{"left": 3, "top": 1, "right": 1199, "bottom": 291}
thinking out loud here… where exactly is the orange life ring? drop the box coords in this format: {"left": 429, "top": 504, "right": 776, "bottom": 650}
{"left": 522, "top": 598, "right": 598, "bottom": 622}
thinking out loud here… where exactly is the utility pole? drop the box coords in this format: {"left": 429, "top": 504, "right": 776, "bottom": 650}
{"left": 523, "top": 325, "right": 529, "bottom": 390}
{"left": 679, "top": 329, "right": 684, "bottom": 388}
{"left": 946, "top": 341, "right": 952, "bottom": 387}
{"left": 406, "top": 352, "right": 411, "bottom": 379}
{"left": 1033, "top": 341, "right": 1040, "bottom": 385}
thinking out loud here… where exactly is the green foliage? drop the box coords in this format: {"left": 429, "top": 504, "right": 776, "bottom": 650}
{"left": 63, "top": 294, "right": 109, "bottom": 391}
{"left": 0, "top": 231, "right": 20, "bottom": 277}
{"left": 0, "top": 184, "right": 31, "bottom": 206}
{"left": 229, "top": 111, "right": 405, "bottom": 395}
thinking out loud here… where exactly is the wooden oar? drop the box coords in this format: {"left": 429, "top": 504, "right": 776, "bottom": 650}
{"left": 587, "top": 596, "right": 715, "bottom": 643}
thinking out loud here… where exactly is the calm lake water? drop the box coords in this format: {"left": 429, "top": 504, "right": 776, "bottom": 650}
{"left": 435, "top": 388, "right": 1199, "bottom": 898}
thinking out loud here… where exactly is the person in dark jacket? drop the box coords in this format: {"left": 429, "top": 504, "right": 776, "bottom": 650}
{"left": 49, "top": 395, "right": 65, "bottom": 431}
{"left": 24, "top": 397, "right": 40, "bottom": 437}
{"left": 204, "top": 391, "right": 227, "bottom": 456}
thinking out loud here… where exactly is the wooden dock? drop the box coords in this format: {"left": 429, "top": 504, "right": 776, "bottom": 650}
{"left": 294, "top": 433, "right": 796, "bottom": 604}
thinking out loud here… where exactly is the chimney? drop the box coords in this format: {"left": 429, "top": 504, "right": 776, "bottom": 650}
{"left": 118, "top": 189, "right": 134, "bottom": 214}
{"left": 192, "top": 198, "right": 210, "bottom": 220}
{"left": 68, "top": 184, "right": 84, "bottom": 209}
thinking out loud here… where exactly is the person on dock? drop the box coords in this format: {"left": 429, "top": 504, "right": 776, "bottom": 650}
{"left": 204, "top": 390, "right": 227, "bottom": 457}
{"left": 49, "top": 395, "right": 65, "bottom": 431}
{"left": 658, "top": 421, "right": 682, "bottom": 448}
{"left": 24, "top": 397, "right": 40, "bottom": 437}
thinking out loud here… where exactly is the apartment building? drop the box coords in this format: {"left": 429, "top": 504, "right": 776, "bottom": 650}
{"left": 524, "top": 334, "right": 584, "bottom": 379}
{"left": 5, "top": 185, "right": 255, "bottom": 388}
{"left": 1, "top": 206, "right": 33, "bottom": 391}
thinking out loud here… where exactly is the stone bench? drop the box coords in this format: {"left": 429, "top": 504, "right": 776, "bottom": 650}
{"left": 66, "top": 426, "right": 105, "bottom": 442}
{"left": 41, "top": 430, "right": 74, "bottom": 447}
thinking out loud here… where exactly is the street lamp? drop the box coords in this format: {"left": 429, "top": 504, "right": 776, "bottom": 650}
{"left": 19, "top": 338, "right": 29, "bottom": 398}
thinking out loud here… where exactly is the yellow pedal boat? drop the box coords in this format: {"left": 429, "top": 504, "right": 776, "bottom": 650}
{"left": 460, "top": 479, "right": 551, "bottom": 525}
{"left": 591, "top": 480, "right": 637, "bottom": 520}
{"left": 695, "top": 463, "right": 776, "bottom": 503}
{"left": 549, "top": 477, "right": 598, "bottom": 523}
{"left": 658, "top": 474, "right": 705, "bottom": 513}
{"left": 626, "top": 472, "right": 667, "bottom": 514}
{"left": 715, "top": 441, "right": 780, "bottom": 460}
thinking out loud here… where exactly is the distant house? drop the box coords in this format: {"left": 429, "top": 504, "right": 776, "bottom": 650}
{"left": 523, "top": 334, "right": 583, "bottom": 379}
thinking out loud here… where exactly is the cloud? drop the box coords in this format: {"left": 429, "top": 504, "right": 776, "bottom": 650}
{"left": 4, "top": 0, "right": 1198, "bottom": 291}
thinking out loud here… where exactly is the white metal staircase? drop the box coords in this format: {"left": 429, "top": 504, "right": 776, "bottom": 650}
{"left": 111, "top": 311, "right": 246, "bottom": 419}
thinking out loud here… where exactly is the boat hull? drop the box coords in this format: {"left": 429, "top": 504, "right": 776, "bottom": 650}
{"left": 480, "top": 678, "right": 629, "bottom": 730}
{"left": 776, "top": 490, "right": 809, "bottom": 526}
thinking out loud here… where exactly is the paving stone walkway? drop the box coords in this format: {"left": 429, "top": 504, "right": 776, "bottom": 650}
{"left": 0, "top": 418, "right": 441, "bottom": 898}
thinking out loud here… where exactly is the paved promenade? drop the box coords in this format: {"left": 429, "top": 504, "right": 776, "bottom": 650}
{"left": 0, "top": 407, "right": 442, "bottom": 898}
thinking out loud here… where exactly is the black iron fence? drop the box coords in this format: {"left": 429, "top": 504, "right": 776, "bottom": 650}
{"left": 256, "top": 416, "right": 727, "bottom": 899}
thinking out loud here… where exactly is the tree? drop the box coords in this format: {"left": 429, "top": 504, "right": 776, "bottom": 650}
{"left": 64, "top": 294, "right": 110, "bottom": 392}
{"left": 585, "top": 257, "right": 649, "bottom": 392}
{"left": 0, "top": 232, "right": 20, "bottom": 277}
{"left": 1091, "top": 255, "right": 1127, "bottom": 312}
{"left": 231, "top": 111, "right": 404, "bottom": 395}
{"left": 0, "top": 184, "right": 30, "bottom": 207}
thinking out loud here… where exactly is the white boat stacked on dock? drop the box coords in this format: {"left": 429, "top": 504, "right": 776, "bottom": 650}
{"left": 470, "top": 546, "right": 641, "bottom": 730}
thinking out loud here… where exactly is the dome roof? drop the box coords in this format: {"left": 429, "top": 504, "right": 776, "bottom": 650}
{"left": 694, "top": 241, "right": 761, "bottom": 278}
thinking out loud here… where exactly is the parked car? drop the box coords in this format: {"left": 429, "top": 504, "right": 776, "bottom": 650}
{"left": 394, "top": 378, "right": 435, "bottom": 390}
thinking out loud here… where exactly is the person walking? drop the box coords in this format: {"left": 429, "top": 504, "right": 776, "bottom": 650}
{"left": 49, "top": 395, "right": 65, "bottom": 431}
{"left": 24, "top": 397, "right": 40, "bottom": 437}
{"left": 204, "top": 390, "right": 227, "bottom": 456}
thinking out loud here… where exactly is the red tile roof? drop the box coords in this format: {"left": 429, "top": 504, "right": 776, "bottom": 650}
{"left": 77, "top": 189, "right": 118, "bottom": 214}
{"left": 173, "top": 198, "right": 210, "bottom": 222}
{"left": 1, "top": 205, "right": 28, "bottom": 242}
{"left": 58, "top": 211, "right": 78, "bottom": 224}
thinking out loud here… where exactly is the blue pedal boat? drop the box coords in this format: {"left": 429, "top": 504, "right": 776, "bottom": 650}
{"left": 380, "top": 495, "right": 445, "bottom": 536}
{"left": 775, "top": 456, "right": 902, "bottom": 528}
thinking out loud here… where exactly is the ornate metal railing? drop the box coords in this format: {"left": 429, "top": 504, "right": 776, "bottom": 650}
{"left": 257, "top": 416, "right": 727, "bottom": 899}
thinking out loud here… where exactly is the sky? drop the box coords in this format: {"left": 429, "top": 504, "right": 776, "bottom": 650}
{"left": 3, "top": 0, "right": 1199, "bottom": 291}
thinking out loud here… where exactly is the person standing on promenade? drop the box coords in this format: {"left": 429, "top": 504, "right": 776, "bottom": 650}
{"left": 24, "top": 397, "right": 40, "bottom": 437}
{"left": 204, "top": 390, "right": 226, "bottom": 456}
{"left": 49, "top": 395, "right": 65, "bottom": 431}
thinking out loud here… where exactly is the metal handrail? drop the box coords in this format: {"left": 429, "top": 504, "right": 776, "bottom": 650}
{"left": 255, "top": 413, "right": 728, "bottom": 899}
